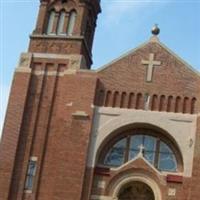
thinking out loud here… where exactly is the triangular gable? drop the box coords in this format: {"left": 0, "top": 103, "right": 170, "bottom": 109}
{"left": 96, "top": 36, "right": 200, "bottom": 78}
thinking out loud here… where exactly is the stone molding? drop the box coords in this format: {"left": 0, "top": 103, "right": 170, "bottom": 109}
{"left": 87, "top": 107, "right": 197, "bottom": 177}
{"left": 111, "top": 174, "right": 162, "bottom": 200}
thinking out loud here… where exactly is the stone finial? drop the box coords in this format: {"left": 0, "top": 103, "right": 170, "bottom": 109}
{"left": 151, "top": 24, "right": 160, "bottom": 36}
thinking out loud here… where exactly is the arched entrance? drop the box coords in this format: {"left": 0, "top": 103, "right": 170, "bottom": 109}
{"left": 118, "top": 181, "right": 155, "bottom": 200}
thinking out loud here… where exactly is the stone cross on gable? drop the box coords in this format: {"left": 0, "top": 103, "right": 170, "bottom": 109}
{"left": 142, "top": 53, "right": 161, "bottom": 82}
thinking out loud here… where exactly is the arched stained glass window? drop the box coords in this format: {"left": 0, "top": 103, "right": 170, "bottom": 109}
{"left": 57, "top": 11, "right": 66, "bottom": 35}
{"left": 67, "top": 11, "right": 77, "bottom": 35}
{"left": 104, "top": 138, "right": 126, "bottom": 166}
{"left": 47, "top": 10, "right": 56, "bottom": 35}
{"left": 101, "top": 132, "right": 179, "bottom": 172}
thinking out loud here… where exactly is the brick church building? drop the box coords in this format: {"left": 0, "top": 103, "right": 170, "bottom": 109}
{"left": 0, "top": 0, "right": 200, "bottom": 200}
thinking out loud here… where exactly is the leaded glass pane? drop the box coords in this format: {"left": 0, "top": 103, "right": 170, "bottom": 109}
{"left": 129, "top": 135, "right": 143, "bottom": 160}
{"left": 130, "top": 135, "right": 143, "bottom": 150}
{"left": 25, "top": 175, "right": 33, "bottom": 190}
{"left": 144, "top": 136, "right": 156, "bottom": 151}
{"left": 25, "top": 160, "right": 37, "bottom": 190}
{"left": 104, "top": 148, "right": 125, "bottom": 166}
{"left": 158, "top": 153, "right": 177, "bottom": 171}
{"left": 143, "top": 136, "right": 156, "bottom": 164}
{"left": 102, "top": 134, "right": 178, "bottom": 172}
{"left": 104, "top": 138, "right": 126, "bottom": 167}
{"left": 144, "top": 152, "right": 155, "bottom": 164}
{"left": 113, "top": 138, "right": 127, "bottom": 148}
{"left": 158, "top": 142, "right": 177, "bottom": 171}
{"left": 160, "top": 141, "right": 173, "bottom": 153}
{"left": 129, "top": 150, "right": 139, "bottom": 160}
{"left": 27, "top": 160, "right": 36, "bottom": 175}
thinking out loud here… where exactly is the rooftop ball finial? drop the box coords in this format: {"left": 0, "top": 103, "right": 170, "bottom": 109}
{"left": 151, "top": 24, "right": 160, "bottom": 36}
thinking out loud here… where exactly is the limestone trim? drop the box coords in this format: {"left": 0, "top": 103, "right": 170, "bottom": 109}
{"left": 72, "top": 111, "right": 89, "bottom": 117}
{"left": 87, "top": 107, "right": 197, "bottom": 177}
{"left": 33, "top": 52, "right": 70, "bottom": 59}
{"left": 15, "top": 69, "right": 83, "bottom": 76}
{"left": 30, "top": 35, "right": 93, "bottom": 62}
{"left": 111, "top": 174, "right": 162, "bottom": 200}
{"left": 90, "top": 195, "right": 113, "bottom": 200}
{"left": 15, "top": 67, "right": 32, "bottom": 73}
{"left": 16, "top": 53, "right": 33, "bottom": 72}
{"left": 30, "top": 34, "right": 84, "bottom": 40}
{"left": 24, "top": 190, "right": 32, "bottom": 194}
{"left": 18, "top": 53, "right": 32, "bottom": 67}
{"left": 30, "top": 156, "right": 38, "bottom": 161}
{"left": 141, "top": 53, "right": 161, "bottom": 82}
{"left": 110, "top": 154, "right": 163, "bottom": 177}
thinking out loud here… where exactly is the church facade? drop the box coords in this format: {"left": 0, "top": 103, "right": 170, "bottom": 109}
{"left": 0, "top": 0, "right": 200, "bottom": 200}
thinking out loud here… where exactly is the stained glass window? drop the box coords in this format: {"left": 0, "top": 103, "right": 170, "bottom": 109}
{"left": 102, "top": 133, "right": 178, "bottom": 172}
{"left": 104, "top": 138, "right": 126, "bottom": 167}
{"left": 158, "top": 142, "right": 177, "bottom": 171}
{"left": 25, "top": 160, "right": 37, "bottom": 190}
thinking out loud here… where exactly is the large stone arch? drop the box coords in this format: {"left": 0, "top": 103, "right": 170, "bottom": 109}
{"left": 87, "top": 108, "right": 196, "bottom": 176}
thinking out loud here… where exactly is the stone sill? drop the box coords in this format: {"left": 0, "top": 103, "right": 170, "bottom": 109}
{"left": 30, "top": 34, "right": 84, "bottom": 41}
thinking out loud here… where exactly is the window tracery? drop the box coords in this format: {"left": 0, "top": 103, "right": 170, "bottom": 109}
{"left": 99, "top": 130, "right": 180, "bottom": 172}
{"left": 46, "top": 9, "right": 77, "bottom": 36}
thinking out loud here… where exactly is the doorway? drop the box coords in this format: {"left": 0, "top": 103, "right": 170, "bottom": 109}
{"left": 118, "top": 181, "right": 155, "bottom": 200}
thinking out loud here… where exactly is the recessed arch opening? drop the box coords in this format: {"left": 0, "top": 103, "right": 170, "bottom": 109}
{"left": 96, "top": 123, "right": 183, "bottom": 173}
{"left": 111, "top": 175, "right": 162, "bottom": 200}
{"left": 118, "top": 181, "right": 155, "bottom": 200}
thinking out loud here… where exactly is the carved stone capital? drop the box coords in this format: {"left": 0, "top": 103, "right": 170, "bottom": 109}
{"left": 68, "top": 55, "right": 87, "bottom": 70}
{"left": 18, "top": 53, "right": 32, "bottom": 68}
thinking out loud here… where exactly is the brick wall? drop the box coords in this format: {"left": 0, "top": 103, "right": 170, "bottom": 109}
{"left": 0, "top": 72, "right": 31, "bottom": 200}
{"left": 96, "top": 42, "right": 200, "bottom": 114}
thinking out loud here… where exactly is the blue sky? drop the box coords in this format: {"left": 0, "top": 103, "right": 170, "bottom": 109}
{"left": 0, "top": 0, "right": 200, "bottom": 137}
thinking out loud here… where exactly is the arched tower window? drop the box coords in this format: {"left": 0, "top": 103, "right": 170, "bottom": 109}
{"left": 99, "top": 129, "right": 181, "bottom": 172}
{"left": 46, "top": 10, "right": 56, "bottom": 35}
{"left": 67, "top": 10, "right": 77, "bottom": 35}
{"left": 57, "top": 10, "right": 66, "bottom": 35}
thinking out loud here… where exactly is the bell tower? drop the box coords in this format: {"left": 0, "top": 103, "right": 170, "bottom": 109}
{"left": 29, "top": 0, "right": 101, "bottom": 69}
{"left": 0, "top": 1, "right": 101, "bottom": 200}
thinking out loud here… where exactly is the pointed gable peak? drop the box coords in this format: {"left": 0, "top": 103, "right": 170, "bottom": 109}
{"left": 97, "top": 35, "right": 200, "bottom": 78}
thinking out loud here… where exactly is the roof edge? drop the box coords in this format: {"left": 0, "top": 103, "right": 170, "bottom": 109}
{"left": 95, "top": 36, "right": 200, "bottom": 78}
